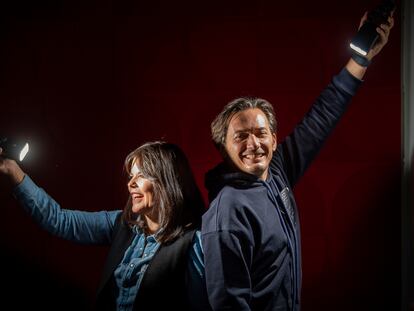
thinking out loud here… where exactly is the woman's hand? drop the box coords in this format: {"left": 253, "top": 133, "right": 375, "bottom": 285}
{"left": 0, "top": 148, "right": 25, "bottom": 185}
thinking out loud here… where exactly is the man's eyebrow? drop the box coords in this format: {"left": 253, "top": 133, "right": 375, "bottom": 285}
{"left": 233, "top": 129, "right": 248, "bottom": 134}
{"left": 233, "top": 127, "right": 267, "bottom": 133}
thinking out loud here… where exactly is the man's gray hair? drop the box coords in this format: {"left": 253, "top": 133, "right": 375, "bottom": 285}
{"left": 211, "top": 97, "right": 277, "bottom": 151}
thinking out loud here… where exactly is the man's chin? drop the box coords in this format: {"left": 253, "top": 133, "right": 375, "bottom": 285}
{"left": 241, "top": 164, "right": 266, "bottom": 179}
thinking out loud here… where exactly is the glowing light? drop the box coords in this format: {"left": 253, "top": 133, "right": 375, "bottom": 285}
{"left": 350, "top": 43, "right": 367, "bottom": 56}
{"left": 19, "top": 143, "right": 29, "bottom": 161}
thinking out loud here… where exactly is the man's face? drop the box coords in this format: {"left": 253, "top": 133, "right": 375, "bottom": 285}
{"left": 224, "top": 108, "right": 276, "bottom": 180}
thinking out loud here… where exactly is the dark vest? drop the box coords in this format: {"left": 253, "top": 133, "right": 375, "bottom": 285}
{"left": 95, "top": 214, "right": 196, "bottom": 310}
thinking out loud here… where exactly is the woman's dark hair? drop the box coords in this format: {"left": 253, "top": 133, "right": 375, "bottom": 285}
{"left": 122, "top": 141, "right": 205, "bottom": 243}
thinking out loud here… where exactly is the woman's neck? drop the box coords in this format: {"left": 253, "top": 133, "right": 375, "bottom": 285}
{"left": 144, "top": 213, "right": 160, "bottom": 235}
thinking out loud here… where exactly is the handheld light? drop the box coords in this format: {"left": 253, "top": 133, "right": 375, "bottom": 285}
{"left": 0, "top": 138, "right": 30, "bottom": 162}
{"left": 350, "top": 0, "right": 395, "bottom": 56}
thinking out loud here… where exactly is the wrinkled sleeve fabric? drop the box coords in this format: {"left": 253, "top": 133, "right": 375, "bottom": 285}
{"left": 202, "top": 190, "right": 255, "bottom": 311}
{"left": 187, "top": 231, "right": 212, "bottom": 311}
{"left": 13, "top": 175, "right": 120, "bottom": 245}
{"left": 272, "top": 68, "right": 362, "bottom": 187}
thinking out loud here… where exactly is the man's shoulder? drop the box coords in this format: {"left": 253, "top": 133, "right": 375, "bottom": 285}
{"left": 202, "top": 183, "right": 268, "bottom": 228}
{"left": 212, "top": 183, "right": 267, "bottom": 207}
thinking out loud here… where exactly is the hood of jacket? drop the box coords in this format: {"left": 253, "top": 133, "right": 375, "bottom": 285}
{"left": 204, "top": 162, "right": 264, "bottom": 202}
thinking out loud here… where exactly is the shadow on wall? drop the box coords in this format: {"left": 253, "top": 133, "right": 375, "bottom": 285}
{"left": 0, "top": 244, "right": 91, "bottom": 310}
{"left": 327, "top": 164, "right": 401, "bottom": 311}
{"left": 299, "top": 163, "right": 401, "bottom": 311}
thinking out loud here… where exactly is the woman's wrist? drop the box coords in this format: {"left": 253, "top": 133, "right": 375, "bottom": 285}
{"left": 6, "top": 160, "right": 25, "bottom": 185}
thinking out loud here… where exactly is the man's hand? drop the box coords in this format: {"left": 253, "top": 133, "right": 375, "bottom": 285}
{"left": 360, "top": 11, "right": 395, "bottom": 61}
{"left": 0, "top": 147, "right": 25, "bottom": 185}
{"left": 346, "top": 11, "right": 395, "bottom": 80}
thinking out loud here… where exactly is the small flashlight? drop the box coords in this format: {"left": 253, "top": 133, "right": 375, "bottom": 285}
{"left": 0, "top": 138, "right": 30, "bottom": 162}
{"left": 350, "top": 0, "right": 395, "bottom": 56}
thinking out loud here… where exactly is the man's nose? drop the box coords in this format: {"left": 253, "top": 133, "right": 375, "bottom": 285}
{"left": 246, "top": 134, "right": 260, "bottom": 149}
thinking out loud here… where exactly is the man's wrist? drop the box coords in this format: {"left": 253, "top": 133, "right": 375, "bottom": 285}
{"left": 345, "top": 58, "right": 367, "bottom": 80}
{"left": 351, "top": 53, "right": 371, "bottom": 67}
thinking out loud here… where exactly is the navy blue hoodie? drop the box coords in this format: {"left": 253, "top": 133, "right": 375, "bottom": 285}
{"left": 202, "top": 68, "right": 362, "bottom": 311}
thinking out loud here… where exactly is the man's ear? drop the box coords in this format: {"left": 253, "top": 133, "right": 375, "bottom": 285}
{"left": 272, "top": 132, "right": 277, "bottom": 151}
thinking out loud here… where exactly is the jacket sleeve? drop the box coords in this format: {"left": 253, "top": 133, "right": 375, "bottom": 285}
{"left": 13, "top": 175, "right": 120, "bottom": 245}
{"left": 271, "top": 68, "right": 362, "bottom": 187}
{"left": 202, "top": 192, "right": 255, "bottom": 311}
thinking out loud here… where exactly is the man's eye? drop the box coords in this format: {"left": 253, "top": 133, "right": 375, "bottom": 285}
{"left": 256, "top": 129, "right": 268, "bottom": 137}
{"left": 235, "top": 133, "right": 248, "bottom": 141}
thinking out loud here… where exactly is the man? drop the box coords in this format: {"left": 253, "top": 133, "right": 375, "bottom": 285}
{"left": 201, "top": 13, "right": 394, "bottom": 311}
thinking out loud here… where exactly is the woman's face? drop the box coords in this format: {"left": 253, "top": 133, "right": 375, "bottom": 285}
{"left": 127, "top": 160, "right": 155, "bottom": 214}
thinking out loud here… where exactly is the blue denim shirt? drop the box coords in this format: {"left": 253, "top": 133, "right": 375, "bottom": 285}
{"left": 13, "top": 175, "right": 209, "bottom": 311}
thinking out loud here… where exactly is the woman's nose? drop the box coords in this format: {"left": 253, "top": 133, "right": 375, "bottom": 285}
{"left": 128, "top": 177, "right": 137, "bottom": 189}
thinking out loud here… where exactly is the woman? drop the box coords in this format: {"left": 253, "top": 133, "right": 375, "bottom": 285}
{"left": 0, "top": 141, "right": 209, "bottom": 310}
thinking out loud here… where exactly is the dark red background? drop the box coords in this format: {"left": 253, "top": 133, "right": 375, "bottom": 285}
{"left": 0, "top": 0, "right": 401, "bottom": 310}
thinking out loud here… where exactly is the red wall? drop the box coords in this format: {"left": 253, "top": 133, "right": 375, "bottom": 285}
{"left": 0, "top": 0, "right": 401, "bottom": 310}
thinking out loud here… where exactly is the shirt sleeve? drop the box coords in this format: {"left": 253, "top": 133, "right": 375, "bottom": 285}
{"left": 271, "top": 68, "right": 363, "bottom": 187}
{"left": 187, "top": 230, "right": 212, "bottom": 311}
{"left": 13, "top": 175, "right": 121, "bottom": 245}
